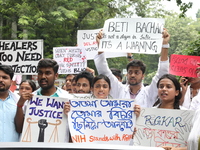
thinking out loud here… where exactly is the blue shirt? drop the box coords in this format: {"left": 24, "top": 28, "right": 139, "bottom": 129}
{"left": 0, "top": 92, "right": 19, "bottom": 142}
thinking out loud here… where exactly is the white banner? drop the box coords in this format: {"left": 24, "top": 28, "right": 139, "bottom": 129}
{"left": 21, "top": 95, "right": 68, "bottom": 143}
{"left": 68, "top": 98, "right": 136, "bottom": 145}
{"left": 77, "top": 29, "right": 127, "bottom": 60}
{"left": 0, "top": 40, "right": 43, "bottom": 74}
{"left": 99, "top": 18, "right": 165, "bottom": 54}
{"left": 134, "top": 108, "right": 194, "bottom": 148}
{"left": 53, "top": 46, "right": 87, "bottom": 74}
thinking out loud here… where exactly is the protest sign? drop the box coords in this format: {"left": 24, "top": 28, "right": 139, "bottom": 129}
{"left": 98, "top": 18, "right": 164, "bottom": 54}
{"left": 68, "top": 98, "right": 135, "bottom": 145}
{"left": 77, "top": 29, "right": 127, "bottom": 60}
{"left": 170, "top": 54, "right": 200, "bottom": 77}
{"left": 53, "top": 47, "right": 87, "bottom": 74}
{"left": 0, "top": 40, "right": 43, "bottom": 74}
{"left": 134, "top": 108, "right": 194, "bottom": 147}
{"left": 21, "top": 95, "right": 68, "bottom": 143}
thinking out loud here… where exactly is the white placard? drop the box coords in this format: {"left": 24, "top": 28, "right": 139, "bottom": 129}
{"left": 21, "top": 95, "right": 68, "bottom": 142}
{"left": 68, "top": 98, "right": 136, "bottom": 145}
{"left": 53, "top": 47, "right": 87, "bottom": 74}
{"left": 0, "top": 40, "right": 43, "bottom": 74}
{"left": 134, "top": 108, "right": 194, "bottom": 147}
{"left": 99, "top": 18, "right": 165, "bottom": 54}
{"left": 77, "top": 29, "right": 127, "bottom": 60}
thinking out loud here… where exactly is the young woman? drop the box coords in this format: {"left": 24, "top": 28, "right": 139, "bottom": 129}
{"left": 19, "top": 80, "right": 37, "bottom": 96}
{"left": 15, "top": 80, "right": 37, "bottom": 133}
{"left": 154, "top": 74, "right": 182, "bottom": 109}
{"left": 91, "top": 74, "right": 112, "bottom": 99}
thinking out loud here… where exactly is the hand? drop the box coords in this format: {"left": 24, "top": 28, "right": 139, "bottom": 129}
{"left": 179, "top": 76, "right": 188, "bottom": 91}
{"left": 134, "top": 104, "right": 141, "bottom": 118}
{"left": 96, "top": 29, "right": 104, "bottom": 54}
{"left": 64, "top": 102, "right": 71, "bottom": 116}
{"left": 162, "top": 28, "right": 170, "bottom": 45}
{"left": 86, "top": 67, "right": 95, "bottom": 77}
{"left": 18, "top": 92, "right": 33, "bottom": 107}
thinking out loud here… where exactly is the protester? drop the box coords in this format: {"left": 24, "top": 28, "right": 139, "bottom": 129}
{"left": 75, "top": 71, "right": 94, "bottom": 94}
{"left": 187, "top": 63, "right": 200, "bottom": 110}
{"left": 62, "top": 84, "right": 66, "bottom": 90}
{"left": 15, "top": 58, "right": 72, "bottom": 142}
{"left": 0, "top": 64, "right": 20, "bottom": 142}
{"left": 154, "top": 74, "right": 182, "bottom": 109}
{"left": 95, "top": 28, "right": 170, "bottom": 108}
{"left": 65, "top": 74, "right": 76, "bottom": 93}
{"left": 162, "top": 65, "right": 200, "bottom": 150}
{"left": 19, "top": 80, "right": 37, "bottom": 95}
{"left": 15, "top": 80, "right": 37, "bottom": 133}
{"left": 91, "top": 74, "right": 112, "bottom": 99}
{"left": 71, "top": 76, "right": 77, "bottom": 93}
{"left": 179, "top": 76, "right": 200, "bottom": 109}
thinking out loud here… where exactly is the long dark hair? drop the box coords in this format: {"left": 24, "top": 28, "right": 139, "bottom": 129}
{"left": 157, "top": 74, "right": 182, "bottom": 109}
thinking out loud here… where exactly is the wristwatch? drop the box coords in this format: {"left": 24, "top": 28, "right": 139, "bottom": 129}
{"left": 127, "top": 56, "right": 133, "bottom": 59}
{"left": 162, "top": 43, "right": 170, "bottom": 48}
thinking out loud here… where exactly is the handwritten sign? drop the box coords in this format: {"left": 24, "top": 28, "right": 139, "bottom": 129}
{"left": 170, "top": 54, "right": 200, "bottom": 77}
{"left": 21, "top": 95, "right": 68, "bottom": 142}
{"left": 0, "top": 40, "right": 43, "bottom": 74}
{"left": 53, "top": 47, "right": 87, "bottom": 74}
{"left": 68, "top": 98, "right": 135, "bottom": 145}
{"left": 77, "top": 29, "right": 127, "bottom": 60}
{"left": 98, "top": 18, "right": 164, "bottom": 54}
{"left": 134, "top": 108, "right": 194, "bottom": 147}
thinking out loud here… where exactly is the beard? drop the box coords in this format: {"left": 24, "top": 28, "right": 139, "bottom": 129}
{"left": 128, "top": 78, "right": 143, "bottom": 86}
{"left": 0, "top": 85, "right": 10, "bottom": 92}
{"left": 39, "top": 82, "right": 54, "bottom": 91}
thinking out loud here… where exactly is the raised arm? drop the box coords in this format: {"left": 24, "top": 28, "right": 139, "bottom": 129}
{"left": 160, "top": 28, "right": 170, "bottom": 61}
{"left": 15, "top": 93, "right": 33, "bottom": 133}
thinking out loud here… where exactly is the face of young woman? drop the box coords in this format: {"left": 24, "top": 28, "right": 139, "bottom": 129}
{"left": 19, "top": 82, "right": 33, "bottom": 96}
{"left": 92, "top": 79, "right": 110, "bottom": 99}
{"left": 158, "top": 78, "right": 179, "bottom": 103}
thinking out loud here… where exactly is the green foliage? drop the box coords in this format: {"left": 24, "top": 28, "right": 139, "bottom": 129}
{"left": 164, "top": 14, "right": 199, "bottom": 55}
{"left": 0, "top": 0, "right": 198, "bottom": 83}
{"left": 167, "top": 0, "right": 193, "bottom": 17}
{"left": 182, "top": 33, "right": 200, "bottom": 56}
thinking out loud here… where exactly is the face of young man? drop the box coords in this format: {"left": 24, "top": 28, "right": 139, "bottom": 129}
{"left": 37, "top": 67, "right": 58, "bottom": 90}
{"left": 0, "top": 70, "right": 12, "bottom": 92}
{"left": 127, "top": 66, "right": 144, "bottom": 86}
{"left": 65, "top": 74, "right": 75, "bottom": 93}
{"left": 76, "top": 77, "right": 91, "bottom": 94}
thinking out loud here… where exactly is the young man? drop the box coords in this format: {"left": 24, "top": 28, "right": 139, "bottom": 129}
{"left": 15, "top": 58, "right": 72, "bottom": 142}
{"left": 95, "top": 28, "right": 170, "bottom": 108}
{"left": 179, "top": 63, "right": 200, "bottom": 110}
{"left": 65, "top": 74, "right": 76, "bottom": 93}
{"left": 0, "top": 65, "right": 20, "bottom": 142}
{"left": 75, "top": 71, "right": 94, "bottom": 94}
